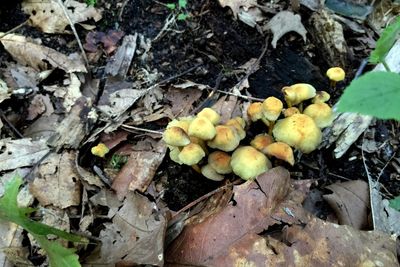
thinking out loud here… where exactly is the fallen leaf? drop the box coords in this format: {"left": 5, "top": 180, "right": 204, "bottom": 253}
{"left": 0, "top": 79, "right": 11, "bottom": 103}
{"left": 30, "top": 152, "right": 81, "bottom": 208}
{"left": 26, "top": 94, "right": 47, "bottom": 120}
{"left": 323, "top": 180, "right": 370, "bottom": 229}
{"left": 265, "top": 10, "right": 307, "bottom": 49}
{"left": 112, "top": 138, "right": 167, "bottom": 199}
{"left": 0, "top": 33, "right": 87, "bottom": 73}
{"left": 0, "top": 138, "right": 50, "bottom": 172}
{"left": 84, "top": 30, "right": 125, "bottom": 54}
{"left": 86, "top": 191, "right": 167, "bottom": 266}
{"left": 22, "top": 0, "right": 102, "bottom": 34}
{"left": 100, "top": 131, "right": 129, "bottom": 150}
{"left": 165, "top": 87, "right": 202, "bottom": 117}
{"left": 218, "top": 0, "right": 258, "bottom": 19}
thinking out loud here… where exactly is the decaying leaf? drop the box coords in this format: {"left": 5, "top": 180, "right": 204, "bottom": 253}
{"left": 86, "top": 191, "right": 167, "bottom": 266}
{"left": 26, "top": 94, "right": 54, "bottom": 120}
{"left": 22, "top": 0, "right": 102, "bottom": 34}
{"left": 104, "top": 34, "right": 137, "bottom": 77}
{"left": 165, "top": 87, "right": 203, "bottom": 117}
{"left": 218, "top": 0, "right": 258, "bottom": 19}
{"left": 0, "top": 138, "right": 50, "bottom": 172}
{"left": 0, "top": 33, "right": 86, "bottom": 73}
{"left": 265, "top": 11, "right": 307, "bottom": 49}
{"left": 112, "top": 138, "right": 167, "bottom": 199}
{"left": 0, "top": 222, "right": 25, "bottom": 267}
{"left": 0, "top": 79, "right": 11, "bottom": 104}
{"left": 30, "top": 152, "right": 81, "bottom": 208}
{"left": 84, "top": 30, "right": 125, "bottom": 54}
{"left": 323, "top": 180, "right": 370, "bottom": 229}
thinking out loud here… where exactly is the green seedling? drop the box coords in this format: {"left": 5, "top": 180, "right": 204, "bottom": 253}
{"left": 110, "top": 154, "right": 128, "bottom": 170}
{"left": 0, "top": 175, "right": 86, "bottom": 267}
{"left": 166, "top": 0, "right": 189, "bottom": 21}
{"left": 86, "top": 0, "right": 97, "bottom": 6}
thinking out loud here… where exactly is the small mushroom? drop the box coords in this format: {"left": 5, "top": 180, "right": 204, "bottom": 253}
{"left": 247, "top": 102, "right": 264, "bottom": 122}
{"left": 197, "top": 107, "right": 220, "bottom": 125}
{"left": 91, "top": 143, "right": 109, "bottom": 158}
{"left": 303, "top": 103, "right": 334, "bottom": 128}
{"left": 250, "top": 133, "right": 274, "bottom": 153}
{"left": 283, "top": 107, "right": 300, "bottom": 117}
{"left": 326, "top": 67, "right": 345, "bottom": 88}
{"left": 311, "top": 91, "right": 330, "bottom": 104}
{"left": 231, "top": 146, "right": 270, "bottom": 180}
{"left": 208, "top": 151, "right": 232, "bottom": 174}
{"left": 282, "top": 83, "right": 316, "bottom": 107}
{"left": 225, "top": 117, "right": 246, "bottom": 140}
{"left": 272, "top": 114, "right": 322, "bottom": 153}
{"left": 262, "top": 96, "right": 283, "bottom": 121}
{"left": 178, "top": 143, "right": 205, "bottom": 165}
{"left": 201, "top": 164, "right": 225, "bottom": 181}
{"left": 264, "top": 142, "right": 295, "bottom": 166}
{"left": 207, "top": 125, "right": 241, "bottom": 152}
{"left": 188, "top": 117, "right": 216, "bottom": 140}
{"left": 163, "top": 126, "right": 191, "bottom": 147}
{"left": 169, "top": 146, "right": 183, "bottom": 164}
{"left": 167, "top": 116, "right": 194, "bottom": 133}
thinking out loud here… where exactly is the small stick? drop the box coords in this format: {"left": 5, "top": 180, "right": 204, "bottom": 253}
{"left": 0, "top": 19, "right": 29, "bottom": 39}
{"left": 121, "top": 124, "right": 163, "bottom": 135}
{"left": 0, "top": 109, "right": 24, "bottom": 138}
{"left": 216, "top": 89, "right": 264, "bottom": 102}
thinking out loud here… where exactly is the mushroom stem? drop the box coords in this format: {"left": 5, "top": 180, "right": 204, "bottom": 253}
{"left": 329, "top": 80, "right": 336, "bottom": 89}
{"left": 191, "top": 164, "right": 201, "bottom": 174}
{"left": 268, "top": 121, "right": 275, "bottom": 136}
{"left": 298, "top": 102, "right": 304, "bottom": 113}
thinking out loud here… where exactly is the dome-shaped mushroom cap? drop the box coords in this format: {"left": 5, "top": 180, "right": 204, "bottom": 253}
{"left": 207, "top": 125, "right": 241, "bottom": 152}
{"left": 163, "top": 126, "right": 191, "bottom": 146}
{"left": 282, "top": 83, "right": 316, "bottom": 106}
{"left": 250, "top": 133, "right": 274, "bottom": 152}
{"left": 312, "top": 91, "right": 330, "bottom": 104}
{"left": 303, "top": 103, "right": 334, "bottom": 128}
{"left": 188, "top": 117, "right": 216, "bottom": 140}
{"left": 231, "top": 146, "right": 270, "bottom": 180}
{"left": 326, "top": 67, "right": 345, "bottom": 82}
{"left": 208, "top": 151, "right": 232, "bottom": 174}
{"left": 169, "top": 146, "right": 183, "bottom": 165}
{"left": 262, "top": 96, "right": 283, "bottom": 121}
{"left": 167, "top": 116, "right": 194, "bottom": 133}
{"left": 178, "top": 143, "right": 205, "bottom": 165}
{"left": 283, "top": 107, "right": 300, "bottom": 117}
{"left": 201, "top": 164, "right": 225, "bottom": 181}
{"left": 197, "top": 108, "right": 221, "bottom": 125}
{"left": 225, "top": 118, "right": 246, "bottom": 140}
{"left": 247, "top": 102, "right": 263, "bottom": 122}
{"left": 264, "top": 142, "right": 295, "bottom": 166}
{"left": 272, "top": 114, "right": 322, "bottom": 153}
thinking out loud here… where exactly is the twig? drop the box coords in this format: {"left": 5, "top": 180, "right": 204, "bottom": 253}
{"left": 190, "top": 71, "right": 223, "bottom": 115}
{"left": 171, "top": 179, "right": 242, "bottom": 220}
{"left": 0, "top": 109, "right": 24, "bottom": 138}
{"left": 216, "top": 89, "right": 264, "bottom": 102}
{"left": 0, "top": 19, "right": 29, "bottom": 39}
{"left": 56, "top": 0, "right": 89, "bottom": 68}
{"left": 377, "top": 152, "right": 396, "bottom": 183}
{"left": 121, "top": 124, "right": 163, "bottom": 135}
{"left": 23, "top": 150, "right": 53, "bottom": 181}
{"left": 152, "top": 13, "right": 177, "bottom": 43}
{"left": 118, "top": 0, "right": 130, "bottom": 21}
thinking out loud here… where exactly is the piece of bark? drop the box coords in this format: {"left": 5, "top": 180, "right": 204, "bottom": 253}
{"left": 105, "top": 34, "right": 138, "bottom": 78}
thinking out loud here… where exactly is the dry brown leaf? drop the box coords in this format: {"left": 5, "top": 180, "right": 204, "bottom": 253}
{"left": 30, "top": 151, "right": 81, "bottom": 208}
{"left": 21, "top": 0, "right": 102, "bottom": 34}
{"left": 86, "top": 191, "right": 166, "bottom": 266}
{"left": 211, "top": 95, "right": 238, "bottom": 123}
{"left": 218, "top": 0, "right": 258, "bottom": 19}
{"left": 0, "top": 33, "right": 86, "bottom": 73}
{"left": 323, "top": 180, "right": 370, "bottom": 229}
{"left": 26, "top": 94, "right": 47, "bottom": 120}
{"left": 0, "top": 79, "right": 11, "bottom": 104}
{"left": 265, "top": 10, "right": 307, "bottom": 49}
{"left": 112, "top": 138, "right": 167, "bottom": 200}
{"left": 165, "top": 87, "right": 202, "bottom": 117}
{"left": 0, "top": 138, "right": 50, "bottom": 172}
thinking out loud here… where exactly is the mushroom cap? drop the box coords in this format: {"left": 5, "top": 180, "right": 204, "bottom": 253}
{"left": 282, "top": 83, "right": 316, "bottom": 106}
{"left": 208, "top": 151, "right": 232, "bottom": 174}
{"left": 169, "top": 146, "right": 183, "bottom": 164}
{"left": 207, "top": 125, "right": 241, "bottom": 152}
{"left": 250, "top": 133, "right": 274, "bottom": 152}
{"left": 197, "top": 107, "right": 221, "bottom": 125}
{"left": 283, "top": 107, "right": 300, "bottom": 117}
{"left": 264, "top": 142, "right": 295, "bottom": 166}
{"left": 91, "top": 143, "right": 109, "bottom": 158}
{"left": 232, "top": 116, "right": 246, "bottom": 128}
{"left": 178, "top": 143, "right": 205, "bottom": 165}
{"left": 225, "top": 118, "right": 246, "bottom": 140}
{"left": 326, "top": 67, "right": 345, "bottom": 82}
{"left": 167, "top": 116, "right": 194, "bottom": 133}
{"left": 231, "top": 146, "right": 270, "bottom": 180}
{"left": 262, "top": 96, "right": 283, "bottom": 121}
{"left": 312, "top": 91, "right": 330, "bottom": 104}
{"left": 201, "top": 164, "right": 225, "bottom": 181}
{"left": 272, "top": 114, "right": 322, "bottom": 153}
{"left": 190, "top": 136, "right": 208, "bottom": 153}
{"left": 188, "top": 117, "right": 216, "bottom": 140}
{"left": 247, "top": 102, "right": 263, "bottom": 122}
{"left": 163, "top": 126, "right": 191, "bottom": 146}
{"left": 303, "top": 103, "right": 334, "bottom": 128}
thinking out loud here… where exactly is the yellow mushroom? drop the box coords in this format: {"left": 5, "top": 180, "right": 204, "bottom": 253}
{"left": 207, "top": 125, "right": 241, "bottom": 152}
{"left": 230, "top": 146, "right": 270, "bottom": 180}
{"left": 326, "top": 67, "right": 345, "bottom": 83}
{"left": 250, "top": 133, "right": 274, "bottom": 153}
{"left": 188, "top": 117, "right": 216, "bottom": 140}
{"left": 311, "top": 91, "right": 330, "bottom": 104}
{"left": 208, "top": 151, "right": 232, "bottom": 174}
{"left": 262, "top": 96, "right": 283, "bottom": 121}
{"left": 303, "top": 103, "right": 334, "bottom": 128}
{"left": 169, "top": 146, "right": 183, "bottom": 165}
{"left": 166, "top": 116, "right": 194, "bottom": 133}
{"left": 225, "top": 117, "right": 246, "bottom": 140}
{"left": 282, "top": 83, "right": 316, "bottom": 107}
{"left": 178, "top": 143, "right": 205, "bottom": 165}
{"left": 91, "top": 143, "right": 109, "bottom": 158}
{"left": 283, "top": 107, "right": 300, "bottom": 117}
{"left": 197, "top": 107, "right": 221, "bottom": 125}
{"left": 163, "top": 126, "right": 191, "bottom": 147}
{"left": 247, "top": 102, "right": 264, "bottom": 122}
{"left": 264, "top": 142, "right": 295, "bottom": 166}
{"left": 201, "top": 164, "right": 225, "bottom": 181}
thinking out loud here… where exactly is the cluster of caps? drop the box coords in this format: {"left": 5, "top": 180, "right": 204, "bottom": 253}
{"left": 163, "top": 67, "right": 345, "bottom": 181}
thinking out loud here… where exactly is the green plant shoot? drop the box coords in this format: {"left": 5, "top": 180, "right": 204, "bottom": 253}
{"left": 0, "top": 175, "right": 85, "bottom": 267}
{"left": 389, "top": 195, "right": 400, "bottom": 211}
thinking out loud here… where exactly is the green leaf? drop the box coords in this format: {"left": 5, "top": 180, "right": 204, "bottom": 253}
{"left": 177, "top": 13, "right": 189, "bottom": 21}
{"left": 337, "top": 72, "right": 400, "bottom": 120}
{"left": 369, "top": 17, "right": 400, "bottom": 64}
{"left": 166, "top": 3, "right": 176, "bottom": 10}
{"left": 178, "top": 0, "right": 187, "bottom": 8}
{"left": 389, "top": 195, "right": 400, "bottom": 211}
{"left": 35, "top": 235, "right": 81, "bottom": 267}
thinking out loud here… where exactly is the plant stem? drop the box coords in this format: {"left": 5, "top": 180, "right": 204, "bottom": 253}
{"left": 382, "top": 60, "right": 392, "bottom": 72}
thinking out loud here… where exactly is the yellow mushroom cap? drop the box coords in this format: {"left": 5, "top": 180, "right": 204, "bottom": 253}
{"left": 272, "top": 114, "right": 322, "bottom": 153}
{"left": 230, "top": 146, "right": 270, "bottom": 180}
{"left": 264, "top": 142, "right": 295, "bottom": 166}
{"left": 169, "top": 146, "right": 183, "bottom": 165}
{"left": 163, "top": 126, "right": 191, "bottom": 146}
{"left": 226, "top": 118, "right": 246, "bottom": 140}
{"left": 190, "top": 136, "right": 208, "bottom": 153}
{"left": 282, "top": 83, "right": 316, "bottom": 106}
{"left": 232, "top": 116, "right": 246, "bottom": 128}
{"left": 303, "top": 103, "right": 334, "bottom": 128}
{"left": 207, "top": 125, "right": 241, "bottom": 152}
{"left": 208, "top": 151, "right": 232, "bottom": 174}
{"left": 247, "top": 102, "right": 263, "bottom": 122}
{"left": 262, "top": 96, "right": 283, "bottom": 121}
{"left": 250, "top": 134, "right": 274, "bottom": 152}
{"left": 312, "top": 91, "right": 331, "bottom": 104}
{"left": 201, "top": 164, "right": 225, "bottom": 181}
{"left": 167, "top": 116, "right": 194, "bottom": 133}
{"left": 326, "top": 67, "right": 345, "bottom": 82}
{"left": 283, "top": 107, "right": 300, "bottom": 117}
{"left": 197, "top": 108, "right": 220, "bottom": 125}
{"left": 188, "top": 117, "right": 216, "bottom": 140}
{"left": 178, "top": 143, "right": 205, "bottom": 165}
{"left": 91, "top": 143, "right": 109, "bottom": 158}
